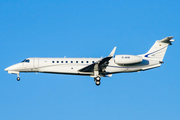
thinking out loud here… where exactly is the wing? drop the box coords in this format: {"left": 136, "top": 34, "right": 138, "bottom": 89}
{"left": 78, "top": 47, "right": 116, "bottom": 72}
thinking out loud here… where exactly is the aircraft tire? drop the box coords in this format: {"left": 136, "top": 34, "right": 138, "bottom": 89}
{"left": 95, "top": 80, "right": 100, "bottom": 86}
{"left": 17, "top": 77, "right": 20, "bottom": 81}
{"left": 96, "top": 76, "right": 101, "bottom": 81}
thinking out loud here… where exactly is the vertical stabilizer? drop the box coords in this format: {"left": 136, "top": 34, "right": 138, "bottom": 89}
{"left": 144, "top": 37, "right": 174, "bottom": 61}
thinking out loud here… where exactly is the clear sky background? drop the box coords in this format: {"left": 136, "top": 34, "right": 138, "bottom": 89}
{"left": 0, "top": 0, "right": 180, "bottom": 120}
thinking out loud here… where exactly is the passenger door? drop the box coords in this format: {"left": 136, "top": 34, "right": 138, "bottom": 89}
{"left": 33, "top": 58, "right": 39, "bottom": 69}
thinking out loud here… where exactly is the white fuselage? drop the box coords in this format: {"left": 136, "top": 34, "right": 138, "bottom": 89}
{"left": 4, "top": 36, "right": 174, "bottom": 86}
{"left": 5, "top": 57, "right": 161, "bottom": 77}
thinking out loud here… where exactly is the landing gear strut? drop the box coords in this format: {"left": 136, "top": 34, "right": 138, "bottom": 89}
{"left": 94, "top": 77, "right": 101, "bottom": 86}
{"left": 17, "top": 74, "right": 20, "bottom": 81}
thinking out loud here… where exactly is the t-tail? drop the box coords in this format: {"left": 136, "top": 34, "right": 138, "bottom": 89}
{"left": 144, "top": 36, "right": 175, "bottom": 61}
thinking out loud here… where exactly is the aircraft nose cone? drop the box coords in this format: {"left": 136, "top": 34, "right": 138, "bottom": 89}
{"left": 5, "top": 67, "right": 10, "bottom": 71}
{"left": 4, "top": 63, "right": 22, "bottom": 71}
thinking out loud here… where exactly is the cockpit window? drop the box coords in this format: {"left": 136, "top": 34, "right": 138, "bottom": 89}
{"left": 22, "top": 59, "right": 30, "bottom": 63}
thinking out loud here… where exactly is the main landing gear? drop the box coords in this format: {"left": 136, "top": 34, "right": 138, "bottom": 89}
{"left": 94, "top": 76, "right": 101, "bottom": 86}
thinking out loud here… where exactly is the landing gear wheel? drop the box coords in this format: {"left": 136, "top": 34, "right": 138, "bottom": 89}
{"left": 94, "top": 76, "right": 101, "bottom": 86}
{"left": 95, "top": 76, "right": 101, "bottom": 81}
{"left": 95, "top": 80, "right": 101, "bottom": 86}
{"left": 17, "top": 77, "right": 20, "bottom": 81}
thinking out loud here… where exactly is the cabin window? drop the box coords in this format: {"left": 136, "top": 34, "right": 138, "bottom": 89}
{"left": 76, "top": 61, "right": 78, "bottom": 63}
{"left": 57, "top": 61, "right": 59, "bottom": 63}
{"left": 52, "top": 61, "right": 54, "bottom": 63}
{"left": 61, "top": 61, "right": 63, "bottom": 63}
{"left": 71, "top": 61, "right": 73, "bottom": 63}
{"left": 81, "top": 61, "right": 83, "bottom": 63}
{"left": 66, "top": 61, "right": 68, "bottom": 63}
{"left": 86, "top": 61, "right": 88, "bottom": 63}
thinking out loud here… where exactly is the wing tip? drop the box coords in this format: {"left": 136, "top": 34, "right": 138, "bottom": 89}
{"left": 108, "top": 47, "right": 117, "bottom": 57}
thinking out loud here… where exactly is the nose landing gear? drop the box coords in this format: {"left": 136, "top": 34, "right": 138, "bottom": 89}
{"left": 17, "top": 77, "right": 20, "bottom": 81}
{"left": 17, "top": 74, "right": 20, "bottom": 81}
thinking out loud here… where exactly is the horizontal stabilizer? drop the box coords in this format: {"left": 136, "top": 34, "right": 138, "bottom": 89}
{"left": 160, "top": 36, "right": 175, "bottom": 44}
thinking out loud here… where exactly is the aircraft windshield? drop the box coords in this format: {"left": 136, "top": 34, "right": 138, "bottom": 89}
{"left": 22, "top": 59, "right": 30, "bottom": 63}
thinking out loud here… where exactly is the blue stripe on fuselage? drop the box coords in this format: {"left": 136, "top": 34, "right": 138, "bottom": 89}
{"left": 145, "top": 46, "right": 167, "bottom": 57}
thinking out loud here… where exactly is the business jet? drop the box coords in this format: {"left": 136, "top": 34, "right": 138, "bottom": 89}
{"left": 5, "top": 37, "right": 174, "bottom": 86}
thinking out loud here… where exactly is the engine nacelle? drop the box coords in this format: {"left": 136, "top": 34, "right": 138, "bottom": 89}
{"left": 114, "top": 55, "right": 142, "bottom": 65}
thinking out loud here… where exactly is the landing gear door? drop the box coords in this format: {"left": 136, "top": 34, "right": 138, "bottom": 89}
{"left": 34, "top": 58, "right": 39, "bottom": 69}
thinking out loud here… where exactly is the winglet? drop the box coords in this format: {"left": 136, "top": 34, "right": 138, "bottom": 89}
{"left": 108, "top": 47, "right": 117, "bottom": 57}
